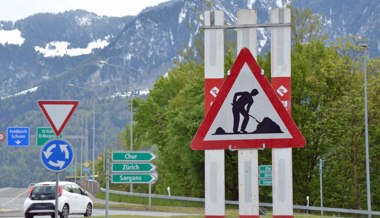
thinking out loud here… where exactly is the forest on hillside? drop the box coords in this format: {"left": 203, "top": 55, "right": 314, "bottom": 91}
{"left": 107, "top": 8, "right": 380, "bottom": 211}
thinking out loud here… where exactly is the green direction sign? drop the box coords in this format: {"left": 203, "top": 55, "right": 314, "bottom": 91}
{"left": 36, "top": 127, "right": 59, "bottom": 146}
{"left": 259, "top": 179, "right": 272, "bottom": 186}
{"left": 112, "top": 151, "right": 155, "bottom": 162}
{"left": 112, "top": 163, "right": 156, "bottom": 173}
{"left": 259, "top": 165, "right": 272, "bottom": 186}
{"left": 112, "top": 174, "right": 156, "bottom": 184}
{"left": 259, "top": 165, "right": 272, "bottom": 172}
{"left": 259, "top": 172, "right": 272, "bottom": 179}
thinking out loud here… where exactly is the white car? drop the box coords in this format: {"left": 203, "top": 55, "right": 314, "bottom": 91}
{"left": 24, "top": 181, "right": 93, "bottom": 218}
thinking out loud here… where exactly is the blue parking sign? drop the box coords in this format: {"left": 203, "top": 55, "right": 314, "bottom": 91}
{"left": 7, "top": 127, "right": 29, "bottom": 146}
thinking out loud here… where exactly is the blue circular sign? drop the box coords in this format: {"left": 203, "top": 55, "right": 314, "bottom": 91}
{"left": 41, "top": 139, "right": 74, "bottom": 172}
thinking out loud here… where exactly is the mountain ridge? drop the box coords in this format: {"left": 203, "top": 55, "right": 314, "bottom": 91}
{"left": 0, "top": 0, "right": 378, "bottom": 187}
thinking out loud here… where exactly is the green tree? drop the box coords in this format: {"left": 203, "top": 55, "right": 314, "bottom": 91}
{"left": 116, "top": 7, "right": 380, "bottom": 211}
{"left": 291, "top": 6, "right": 326, "bottom": 44}
{"left": 130, "top": 59, "right": 204, "bottom": 195}
{"left": 367, "top": 58, "right": 380, "bottom": 209}
{"left": 291, "top": 36, "right": 380, "bottom": 210}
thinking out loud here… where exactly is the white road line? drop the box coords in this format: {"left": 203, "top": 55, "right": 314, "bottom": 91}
{"left": 0, "top": 188, "right": 27, "bottom": 207}
{"left": 0, "top": 187, "right": 11, "bottom": 193}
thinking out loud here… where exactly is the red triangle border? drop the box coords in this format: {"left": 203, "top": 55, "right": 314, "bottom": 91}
{"left": 38, "top": 100, "right": 79, "bottom": 136}
{"left": 191, "top": 48, "right": 306, "bottom": 150}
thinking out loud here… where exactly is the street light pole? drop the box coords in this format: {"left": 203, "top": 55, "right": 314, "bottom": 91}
{"left": 130, "top": 92, "right": 133, "bottom": 153}
{"left": 360, "top": 44, "right": 371, "bottom": 218}
{"left": 129, "top": 91, "right": 134, "bottom": 193}
{"left": 92, "top": 99, "right": 96, "bottom": 180}
{"left": 67, "top": 83, "right": 96, "bottom": 182}
{"left": 319, "top": 158, "right": 323, "bottom": 216}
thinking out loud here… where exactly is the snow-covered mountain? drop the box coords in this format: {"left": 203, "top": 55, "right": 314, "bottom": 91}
{"left": 0, "top": 0, "right": 378, "bottom": 187}
{"left": 294, "top": 0, "right": 380, "bottom": 56}
{"left": 0, "top": 10, "right": 132, "bottom": 96}
{"left": 1, "top": 0, "right": 378, "bottom": 99}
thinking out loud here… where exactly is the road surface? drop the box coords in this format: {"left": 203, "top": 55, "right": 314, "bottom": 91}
{"left": 0, "top": 187, "right": 194, "bottom": 217}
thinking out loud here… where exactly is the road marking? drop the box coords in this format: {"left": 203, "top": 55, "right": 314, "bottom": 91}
{"left": 0, "top": 188, "right": 28, "bottom": 207}
{"left": 0, "top": 187, "right": 11, "bottom": 193}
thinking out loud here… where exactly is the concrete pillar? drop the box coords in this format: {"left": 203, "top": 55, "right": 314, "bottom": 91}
{"left": 236, "top": 9, "right": 260, "bottom": 218}
{"left": 204, "top": 10, "right": 225, "bottom": 218}
{"left": 270, "top": 8, "right": 293, "bottom": 218}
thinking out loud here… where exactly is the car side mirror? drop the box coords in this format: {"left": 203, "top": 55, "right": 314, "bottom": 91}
{"left": 81, "top": 189, "right": 88, "bottom": 196}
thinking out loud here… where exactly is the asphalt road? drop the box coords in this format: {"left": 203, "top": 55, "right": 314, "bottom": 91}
{"left": 0, "top": 187, "right": 27, "bottom": 213}
{"left": 0, "top": 187, "right": 193, "bottom": 218}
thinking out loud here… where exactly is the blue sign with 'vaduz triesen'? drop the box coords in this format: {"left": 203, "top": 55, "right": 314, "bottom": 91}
{"left": 7, "top": 127, "right": 30, "bottom": 146}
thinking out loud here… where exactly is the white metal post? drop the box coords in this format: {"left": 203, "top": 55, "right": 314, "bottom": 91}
{"left": 319, "top": 158, "right": 323, "bottom": 216}
{"left": 85, "top": 118, "right": 89, "bottom": 177}
{"left": 105, "top": 150, "right": 109, "bottom": 218}
{"left": 80, "top": 117, "right": 84, "bottom": 178}
{"left": 149, "top": 183, "right": 152, "bottom": 209}
{"left": 92, "top": 99, "right": 96, "bottom": 194}
{"left": 130, "top": 93, "right": 134, "bottom": 193}
{"left": 74, "top": 154, "right": 77, "bottom": 183}
{"left": 204, "top": 10, "right": 225, "bottom": 218}
{"left": 271, "top": 8, "right": 293, "bottom": 218}
{"left": 361, "top": 44, "right": 371, "bottom": 218}
{"left": 236, "top": 9, "right": 260, "bottom": 218}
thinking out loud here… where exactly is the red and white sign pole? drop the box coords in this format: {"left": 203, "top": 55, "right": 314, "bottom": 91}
{"left": 236, "top": 9, "right": 260, "bottom": 218}
{"left": 204, "top": 10, "right": 225, "bottom": 218}
{"left": 271, "top": 8, "right": 293, "bottom": 218}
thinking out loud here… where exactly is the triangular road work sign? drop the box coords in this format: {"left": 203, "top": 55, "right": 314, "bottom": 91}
{"left": 192, "top": 48, "right": 306, "bottom": 150}
{"left": 38, "top": 100, "right": 79, "bottom": 136}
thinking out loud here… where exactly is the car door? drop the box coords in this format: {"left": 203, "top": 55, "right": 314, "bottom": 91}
{"left": 72, "top": 184, "right": 86, "bottom": 212}
{"left": 64, "top": 184, "right": 80, "bottom": 213}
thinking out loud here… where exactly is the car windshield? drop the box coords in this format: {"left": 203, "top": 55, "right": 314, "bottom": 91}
{"left": 30, "top": 185, "right": 56, "bottom": 200}
{"left": 33, "top": 185, "right": 56, "bottom": 194}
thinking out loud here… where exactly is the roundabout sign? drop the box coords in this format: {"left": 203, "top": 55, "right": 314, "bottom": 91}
{"left": 41, "top": 139, "right": 73, "bottom": 172}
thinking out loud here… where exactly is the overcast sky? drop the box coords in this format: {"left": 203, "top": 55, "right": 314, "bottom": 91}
{"left": 0, "top": 0, "right": 170, "bottom": 21}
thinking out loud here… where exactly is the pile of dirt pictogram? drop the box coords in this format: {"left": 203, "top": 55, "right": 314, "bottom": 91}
{"left": 213, "top": 117, "right": 282, "bottom": 135}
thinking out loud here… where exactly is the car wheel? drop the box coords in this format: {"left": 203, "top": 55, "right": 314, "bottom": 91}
{"left": 59, "top": 204, "right": 69, "bottom": 218}
{"left": 24, "top": 213, "right": 33, "bottom": 218}
{"left": 84, "top": 203, "right": 92, "bottom": 217}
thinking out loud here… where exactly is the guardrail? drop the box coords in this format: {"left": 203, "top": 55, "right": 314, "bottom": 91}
{"left": 100, "top": 188, "right": 380, "bottom": 217}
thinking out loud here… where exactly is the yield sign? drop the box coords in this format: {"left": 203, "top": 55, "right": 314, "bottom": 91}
{"left": 191, "top": 48, "right": 306, "bottom": 150}
{"left": 38, "top": 100, "right": 79, "bottom": 136}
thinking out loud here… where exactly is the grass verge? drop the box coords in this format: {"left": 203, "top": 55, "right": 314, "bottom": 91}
{"left": 93, "top": 192, "right": 335, "bottom": 218}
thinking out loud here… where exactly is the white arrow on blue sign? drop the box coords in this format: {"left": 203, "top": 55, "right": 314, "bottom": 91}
{"left": 41, "top": 139, "right": 74, "bottom": 172}
{"left": 7, "top": 127, "right": 29, "bottom": 146}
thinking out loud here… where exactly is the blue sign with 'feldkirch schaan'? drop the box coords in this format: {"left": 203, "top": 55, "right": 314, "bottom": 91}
{"left": 7, "top": 127, "right": 30, "bottom": 146}
{"left": 41, "top": 139, "right": 73, "bottom": 172}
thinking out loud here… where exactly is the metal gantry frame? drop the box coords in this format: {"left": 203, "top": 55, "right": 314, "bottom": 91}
{"left": 201, "top": 23, "right": 290, "bottom": 30}
{"left": 202, "top": 9, "right": 295, "bottom": 218}
{"left": 201, "top": 12, "right": 373, "bottom": 218}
